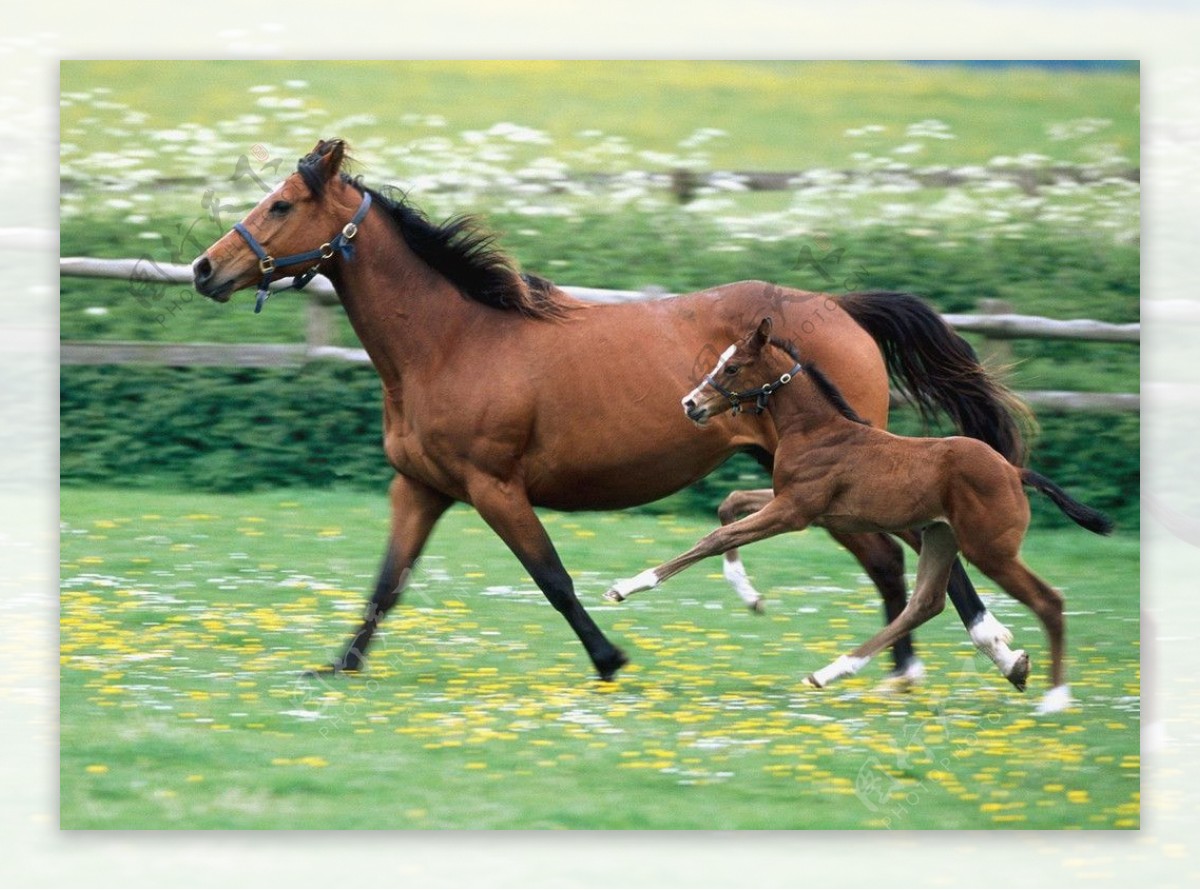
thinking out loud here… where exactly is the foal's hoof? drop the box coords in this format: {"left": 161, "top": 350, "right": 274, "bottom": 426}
{"left": 875, "top": 660, "right": 925, "bottom": 693}
{"left": 1005, "top": 650, "right": 1030, "bottom": 692}
{"left": 749, "top": 598, "right": 766, "bottom": 614}
{"left": 801, "top": 674, "right": 824, "bottom": 689}
{"left": 603, "top": 588, "right": 625, "bottom": 604}
{"left": 596, "top": 648, "right": 630, "bottom": 682}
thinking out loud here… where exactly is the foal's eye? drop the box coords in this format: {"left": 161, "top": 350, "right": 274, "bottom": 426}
{"left": 269, "top": 200, "right": 293, "bottom": 216}
{"left": 724, "top": 364, "right": 740, "bottom": 375}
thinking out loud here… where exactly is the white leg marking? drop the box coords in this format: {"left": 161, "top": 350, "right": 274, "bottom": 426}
{"left": 723, "top": 556, "right": 762, "bottom": 608}
{"left": 604, "top": 569, "right": 660, "bottom": 602}
{"left": 809, "top": 653, "right": 870, "bottom": 688}
{"left": 1036, "top": 684, "right": 1072, "bottom": 714}
{"left": 969, "top": 611, "right": 1022, "bottom": 674}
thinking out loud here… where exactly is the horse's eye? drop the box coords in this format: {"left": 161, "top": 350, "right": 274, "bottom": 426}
{"left": 269, "top": 200, "right": 293, "bottom": 216}
{"left": 724, "top": 364, "right": 740, "bottom": 375}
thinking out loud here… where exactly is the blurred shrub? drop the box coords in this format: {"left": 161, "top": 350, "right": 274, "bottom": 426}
{"left": 61, "top": 364, "right": 1138, "bottom": 530}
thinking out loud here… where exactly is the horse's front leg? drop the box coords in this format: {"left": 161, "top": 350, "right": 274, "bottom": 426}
{"left": 469, "top": 476, "right": 628, "bottom": 681}
{"left": 606, "top": 497, "right": 800, "bottom": 603}
{"left": 329, "top": 474, "right": 452, "bottom": 672}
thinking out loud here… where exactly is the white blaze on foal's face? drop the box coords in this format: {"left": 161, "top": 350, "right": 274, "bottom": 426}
{"left": 681, "top": 343, "right": 737, "bottom": 421}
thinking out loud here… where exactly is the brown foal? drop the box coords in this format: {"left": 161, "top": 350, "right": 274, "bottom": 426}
{"left": 605, "top": 318, "right": 1112, "bottom": 713}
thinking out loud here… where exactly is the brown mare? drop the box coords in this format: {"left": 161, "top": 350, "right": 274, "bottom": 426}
{"left": 604, "top": 318, "right": 1112, "bottom": 713}
{"left": 192, "top": 139, "right": 1032, "bottom": 684}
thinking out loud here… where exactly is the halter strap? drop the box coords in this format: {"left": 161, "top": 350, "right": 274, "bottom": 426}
{"left": 233, "top": 191, "right": 372, "bottom": 313}
{"left": 702, "top": 340, "right": 804, "bottom": 415}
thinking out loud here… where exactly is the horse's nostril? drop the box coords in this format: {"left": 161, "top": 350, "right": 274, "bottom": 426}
{"left": 684, "top": 399, "right": 696, "bottom": 411}
{"left": 193, "top": 255, "right": 212, "bottom": 282}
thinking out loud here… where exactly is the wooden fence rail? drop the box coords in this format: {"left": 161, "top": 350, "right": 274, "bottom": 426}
{"left": 60, "top": 256, "right": 1140, "bottom": 411}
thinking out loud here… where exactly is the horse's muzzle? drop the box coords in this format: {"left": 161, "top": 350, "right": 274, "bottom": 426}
{"left": 683, "top": 399, "right": 710, "bottom": 426}
{"left": 192, "top": 255, "right": 234, "bottom": 302}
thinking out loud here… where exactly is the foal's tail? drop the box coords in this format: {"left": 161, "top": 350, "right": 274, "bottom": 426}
{"left": 1021, "top": 469, "right": 1114, "bottom": 535}
{"left": 838, "top": 291, "right": 1036, "bottom": 465}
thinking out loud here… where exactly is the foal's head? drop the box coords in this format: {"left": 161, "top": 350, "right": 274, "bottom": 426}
{"left": 681, "top": 317, "right": 869, "bottom": 427}
{"left": 682, "top": 318, "right": 790, "bottom": 425}
{"left": 193, "top": 139, "right": 361, "bottom": 304}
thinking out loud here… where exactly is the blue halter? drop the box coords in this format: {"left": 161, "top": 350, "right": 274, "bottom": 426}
{"left": 233, "top": 191, "right": 372, "bottom": 313}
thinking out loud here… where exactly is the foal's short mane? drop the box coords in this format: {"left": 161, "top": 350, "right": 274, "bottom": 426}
{"left": 297, "top": 146, "right": 564, "bottom": 320}
{"left": 770, "top": 337, "right": 870, "bottom": 426}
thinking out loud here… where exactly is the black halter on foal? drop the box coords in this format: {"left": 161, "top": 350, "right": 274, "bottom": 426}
{"left": 704, "top": 341, "right": 804, "bottom": 415}
{"left": 233, "top": 191, "right": 372, "bottom": 313}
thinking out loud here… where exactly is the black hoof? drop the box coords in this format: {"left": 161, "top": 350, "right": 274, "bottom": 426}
{"left": 596, "top": 647, "right": 630, "bottom": 682}
{"left": 301, "top": 663, "right": 353, "bottom": 679}
{"left": 1006, "top": 651, "right": 1030, "bottom": 692}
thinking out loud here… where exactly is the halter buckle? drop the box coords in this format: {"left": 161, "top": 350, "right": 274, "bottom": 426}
{"left": 342, "top": 221, "right": 359, "bottom": 240}
{"left": 258, "top": 256, "right": 275, "bottom": 274}
{"left": 320, "top": 242, "right": 335, "bottom": 260}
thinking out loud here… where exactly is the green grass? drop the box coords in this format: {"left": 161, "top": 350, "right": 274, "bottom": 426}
{"left": 61, "top": 487, "right": 1140, "bottom": 829}
{"left": 61, "top": 61, "right": 1139, "bottom": 172}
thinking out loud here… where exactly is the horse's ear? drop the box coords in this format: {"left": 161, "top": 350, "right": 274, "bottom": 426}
{"left": 310, "top": 139, "right": 347, "bottom": 180}
{"left": 751, "top": 317, "right": 773, "bottom": 350}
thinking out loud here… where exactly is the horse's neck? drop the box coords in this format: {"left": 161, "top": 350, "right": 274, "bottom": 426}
{"left": 768, "top": 366, "right": 856, "bottom": 440}
{"left": 323, "top": 210, "right": 472, "bottom": 390}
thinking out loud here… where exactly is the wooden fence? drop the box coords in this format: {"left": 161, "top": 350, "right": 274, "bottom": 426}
{"left": 60, "top": 256, "right": 1141, "bottom": 412}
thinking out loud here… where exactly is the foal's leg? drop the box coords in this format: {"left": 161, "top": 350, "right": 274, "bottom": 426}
{"left": 606, "top": 498, "right": 799, "bottom": 602}
{"left": 828, "top": 530, "right": 921, "bottom": 680}
{"left": 969, "top": 554, "right": 1069, "bottom": 713}
{"left": 805, "top": 522, "right": 958, "bottom": 688}
{"left": 892, "top": 529, "right": 1027, "bottom": 690}
{"left": 716, "top": 489, "right": 772, "bottom": 611}
{"left": 470, "top": 477, "right": 627, "bottom": 680}
{"left": 330, "top": 474, "right": 453, "bottom": 672}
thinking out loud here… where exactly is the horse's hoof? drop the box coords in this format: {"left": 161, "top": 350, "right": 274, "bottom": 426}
{"left": 749, "top": 598, "right": 765, "bottom": 614}
{"left": 302, "top": 665, "right": 343, "bottom": 679}
{"left": 875, "top": 660, "right": 924, "bottom": 693}
{"left": 603, "top": 589, "right": 625, "bottom": 604}
{"left": 1005, "top": 650, "right": 1030, "bottom": 692}
{"left": 802, "top": 674, "right": 824, "bottom": 689}
{"left": 597, "top": 648, "right": 630, "bottom": 682}
{"left": 1035, "top": 684, "right": 1072, "bottom": 714}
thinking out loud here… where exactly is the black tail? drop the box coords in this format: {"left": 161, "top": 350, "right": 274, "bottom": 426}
{"left": 838, "top": 291, "right": 1036, "bottom": 465}
{"left": 1021, "top": 469, "right": 1114, "bottom": 535}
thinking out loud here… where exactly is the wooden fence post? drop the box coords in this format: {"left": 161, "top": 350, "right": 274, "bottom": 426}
{"left": 976, "top": 298, "right": 1014, "bottom": 368}
{"left": 306, "top": 291, "right": 337, "bottom": 356}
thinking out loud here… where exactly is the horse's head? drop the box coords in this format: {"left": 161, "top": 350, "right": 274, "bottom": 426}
{"left": 193, "top": 139, "right": 366, "bottom": 309}
{"left": 681, "top": 317, "right": 784, "bottom": 425}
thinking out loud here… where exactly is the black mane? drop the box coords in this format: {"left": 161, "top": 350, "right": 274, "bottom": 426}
{"left": 770, "top": 337, "right": 869, "bottom": 426}
{"left": 297, "top": 148, "right": 563, "bottom": 320}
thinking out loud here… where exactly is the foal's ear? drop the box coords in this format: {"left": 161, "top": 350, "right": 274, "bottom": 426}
{"left": 751, "top": 317, "right": 773, "bottom": 350}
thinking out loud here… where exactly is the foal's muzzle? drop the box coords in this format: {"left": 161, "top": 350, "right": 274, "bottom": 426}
{"left": 683, "top": 399, "right": 710, "bottom": 426}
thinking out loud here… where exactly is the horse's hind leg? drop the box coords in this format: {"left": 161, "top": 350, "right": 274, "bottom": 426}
{"left": 717, "top": 489, "right": 773, "bottom": 611}
{"left": 606, "top": 497, "right": 799, "bottom": 602}
{"left": 806, "top": 522, "right": 958, "bottom": 688}
{"left": 331, "top": 474, "right": 453, "bottom": 672}
{"left": 969, "top": 554, "right": 1069, "bottom": 713}
{"left": 894, "top": 529, "right": 1027, "bottom": 690}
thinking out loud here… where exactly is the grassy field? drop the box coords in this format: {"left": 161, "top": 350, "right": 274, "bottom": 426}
{"left": 61, "top": 61, "right": 1139, "bottom": 174}
{"left": 60, "top": 488, "right": 1139, "bottom": 830}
